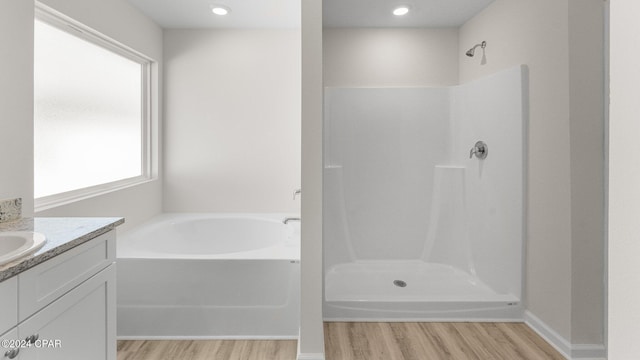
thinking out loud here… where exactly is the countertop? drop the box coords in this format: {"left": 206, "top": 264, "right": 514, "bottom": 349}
{"left": 0, "top": 217, "right": 124, "bottom": 282}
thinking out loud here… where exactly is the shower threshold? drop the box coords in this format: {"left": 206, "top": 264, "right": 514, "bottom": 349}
{"left": 324, "top": 261, "right": 521, "bottom": 321}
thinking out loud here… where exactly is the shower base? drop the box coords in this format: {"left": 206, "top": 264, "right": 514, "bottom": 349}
{"left": 324, "top": 261, "right": 522, "bottom": 321}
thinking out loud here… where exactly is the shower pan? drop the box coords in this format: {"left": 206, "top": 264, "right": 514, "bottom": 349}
{"left": 323, "top": 66, "right": 527, "bottom": 321}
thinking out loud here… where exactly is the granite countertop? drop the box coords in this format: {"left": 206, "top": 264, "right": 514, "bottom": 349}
{"left": 0, "top": 217, "right": 124, "bottom": 282}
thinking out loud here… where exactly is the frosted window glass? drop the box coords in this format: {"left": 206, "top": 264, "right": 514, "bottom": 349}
{"left": 34, "top": 20, "right": 143, "bottom": 198}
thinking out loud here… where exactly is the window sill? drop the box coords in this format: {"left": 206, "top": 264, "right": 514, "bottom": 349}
{"left": 34, "top": 176, "right": 157, "bottom": 213}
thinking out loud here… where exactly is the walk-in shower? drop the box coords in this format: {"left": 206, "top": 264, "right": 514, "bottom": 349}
{"left": 323, "top": 66, "right": 527, "bottom": 320}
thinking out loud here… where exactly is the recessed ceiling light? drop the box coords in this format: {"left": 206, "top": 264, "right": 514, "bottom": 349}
{"left": 393, "top": 6, "right": 410, "bottom": 16}
{"left": 211, "top": 5, "right": 230, "bottom": 16}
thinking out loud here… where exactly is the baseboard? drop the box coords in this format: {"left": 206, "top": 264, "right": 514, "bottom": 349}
{"left": 571, "top": 344, "right": 606, "bottom": 360}
{"left": 296, "top": 334, "right": 325, "bottom": 360}
{"left": 524, "top": 311, "right": 572, "bottom": 358}
{"left": 296, "top": 353, "right": 326, "bottom": 360}
{"left": 524, "top": 311, "right": 606, "bottom": 360}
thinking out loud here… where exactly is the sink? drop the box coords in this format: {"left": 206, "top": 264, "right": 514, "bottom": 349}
{"left": 0, "top": 231, "right": 47, "bottom": 266}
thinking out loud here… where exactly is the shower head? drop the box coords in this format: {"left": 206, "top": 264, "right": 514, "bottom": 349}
{"left": 466, "top": 41, "right": 487, "bottom": 57}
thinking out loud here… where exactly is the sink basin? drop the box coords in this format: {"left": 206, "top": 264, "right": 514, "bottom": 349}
{"left": 0, "top": 231, "right": 47, "bottom": 266}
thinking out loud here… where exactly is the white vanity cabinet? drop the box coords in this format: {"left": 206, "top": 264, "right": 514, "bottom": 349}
{"left": 1, "top": 230, "right": 116, "bottom": 360}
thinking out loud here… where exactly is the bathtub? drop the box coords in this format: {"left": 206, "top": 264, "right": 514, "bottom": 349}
{"left": 116, "top": 213, "right": 300, "bottom": 339}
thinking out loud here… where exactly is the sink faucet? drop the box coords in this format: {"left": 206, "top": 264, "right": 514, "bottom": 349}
{"left": 283, "top": 217, "right": 300, "bottom": 224}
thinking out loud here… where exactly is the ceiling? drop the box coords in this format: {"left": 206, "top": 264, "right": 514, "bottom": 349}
{"left": 126, "top": 0, "right": 494, "bottom": 29}
{"left": 324, "top": 0, "right": 495, "bottom": 28}
{"left": 126, "top": 0, "right": 301, "bottom": 29}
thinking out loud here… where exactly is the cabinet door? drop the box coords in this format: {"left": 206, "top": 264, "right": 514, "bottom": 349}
{"left": 1, "top": 328, "right": 19, "bottom": 360}
{"left": 18, "top": 264, "right": 115, "bottom": 360}
{"left": 0, "top": 277, "right": 17, "bottom": 335}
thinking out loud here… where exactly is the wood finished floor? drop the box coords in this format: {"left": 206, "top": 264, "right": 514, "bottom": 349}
{"left": 117, "top": 339, "right": 297, "bottom": 360}
{"left": 324, "top": 322, "right": 565, "bottom": 360}
{"left": 117, "top": 322, "right": 565, "bottom": 360}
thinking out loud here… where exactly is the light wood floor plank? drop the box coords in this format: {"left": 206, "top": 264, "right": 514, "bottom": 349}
{"left": 450, "top": 322, "right": 496, "bottom": 359}
{"left": 116, "top": 340, "right": 297, "bottom": 360}
{"left": 117, "top": 322, "right": 564, "bottom": 360}
{"left": 389, "top": 322, "right": 451, "bottom": 360}
{"left": 497, "top": 323, "right": 566, "bottom": 360}
{"left": 458, "top": 322, "right": 515, "bottom": 360}
{"left": 324, "top": 322, "right": 565, "bottom": 360}
{"left": 377, "top": 323, "right": 408, "bottom": 360}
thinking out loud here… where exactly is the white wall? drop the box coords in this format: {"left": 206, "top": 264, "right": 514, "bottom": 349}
{"left": 609, "top": 0, "right": 640, "bottom": 358}
{"left": 460, "top": 0, "right": 573, "bottom": 341}
{"left": 163, "top": 29, "right": 301, "bottom": 214}
{"left": 35, "top": 0, "right": 164, "bottom": 232}
{"left": 0, "top": 0, "right": 34, "bottom": 217}
{"left": 568, "top": 0, "right": 606, "bottom": 348}
{"left": 460, "top": 0, "right": 606, "bottom": 351}
{"left": 299, "top": 0, "right": 325, "bottom": 358}
{"left": 324, "top": 28, "right": 459, "bottom": 87}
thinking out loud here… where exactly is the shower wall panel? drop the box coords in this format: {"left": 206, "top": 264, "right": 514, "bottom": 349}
{"left": 324, "top": 88, "right": 450, "bottom": 263}
{"left": 324, "top": 66, "right": 526, "bottom": 312}
{"left": 450, "top": 65, "right": 526, "bottom": 297}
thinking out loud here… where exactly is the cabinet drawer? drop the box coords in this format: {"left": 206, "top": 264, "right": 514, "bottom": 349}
{"left": 0, "top": 277, "right": 17, "bottom": 336}
{"left": 18, "top": 231, "right": 115, "bottom": 321}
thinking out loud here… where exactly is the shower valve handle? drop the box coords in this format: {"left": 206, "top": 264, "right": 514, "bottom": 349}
{"left": 469, "top": 141, "right": 488, "bottom": 159}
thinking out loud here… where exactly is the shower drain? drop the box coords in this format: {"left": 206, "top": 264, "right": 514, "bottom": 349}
{"left": 393, "top": 280, "right": 407, "bottom": 288}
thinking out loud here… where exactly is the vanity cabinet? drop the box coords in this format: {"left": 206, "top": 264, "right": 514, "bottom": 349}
{"left": 0, "top": 278, "right": 17, "bottom": 336}
{"left": 1, "top": 230, "right": 116, "bottom": 360}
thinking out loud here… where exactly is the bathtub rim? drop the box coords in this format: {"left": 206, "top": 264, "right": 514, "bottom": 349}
{"left": 117, "top": 212, "right": 300, "bottom": 261}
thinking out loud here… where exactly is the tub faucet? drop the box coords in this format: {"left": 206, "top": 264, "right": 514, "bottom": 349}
{"left": 283, "top": 217, "right": 300, "bottom": 224}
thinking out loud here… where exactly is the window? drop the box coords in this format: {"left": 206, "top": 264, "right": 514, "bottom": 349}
{"left": 34, "top": 10, "right": 153, "bottom": 209}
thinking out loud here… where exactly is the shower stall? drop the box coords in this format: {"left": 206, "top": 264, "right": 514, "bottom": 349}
{"left": 323, "top": 66, "right": 527, "bottom": 320}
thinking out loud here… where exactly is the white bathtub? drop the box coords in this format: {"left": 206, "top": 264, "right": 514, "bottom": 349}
{"left": 116, "top": 213, "right": 300, "bottom": 339}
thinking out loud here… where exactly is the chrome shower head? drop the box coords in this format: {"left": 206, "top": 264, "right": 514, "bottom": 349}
{"left": 466, "top": 41, "right": 487, "bottom": 57}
